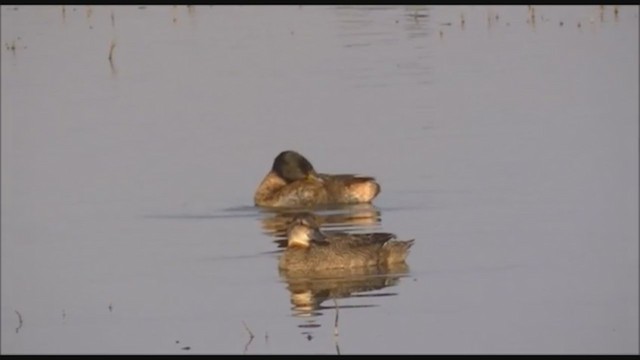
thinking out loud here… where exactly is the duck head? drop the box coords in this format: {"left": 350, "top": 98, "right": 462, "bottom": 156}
{"left": 272, "top": 150, "right": 321, "bottom": 183}
{"left": 286, "top": 212, "right": 326, "bottom": 248}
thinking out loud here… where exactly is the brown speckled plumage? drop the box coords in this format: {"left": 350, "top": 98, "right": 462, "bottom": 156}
{"left": 254, "top": 150, "right": 380, "bottom": 208}
{"left": 278, "top": 213, "right": 414, "bottom": 272}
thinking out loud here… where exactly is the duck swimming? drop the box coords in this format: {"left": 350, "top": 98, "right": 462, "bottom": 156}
{"left": 278, "top": 213, "right": 414, "bottom": 272}
{"left": 254, "top": 150, "right": 381, "bottom": 208}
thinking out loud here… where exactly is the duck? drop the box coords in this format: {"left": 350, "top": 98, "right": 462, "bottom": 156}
{"left": 278, "top": 213, "right": 414, "bottom": 272}
{"left": 254, "top": 150, "right": 381, "bottom": 208}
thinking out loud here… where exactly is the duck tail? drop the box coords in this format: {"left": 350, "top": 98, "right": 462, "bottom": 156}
{"left": 384, "top": 239, "right": 415, "bottom": 263}
{"left": 347, "top": 176, "right": 381, "bottom": 202}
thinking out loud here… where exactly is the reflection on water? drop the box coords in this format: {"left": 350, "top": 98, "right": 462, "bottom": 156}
{"left": 403, "top": 6, "right": 430, "bottom": 41}
{"left": 279, "top": 263, "right": 410, "bottom": 336}
{"left": 258, "top": 203, "right": 382, "bottom": 248}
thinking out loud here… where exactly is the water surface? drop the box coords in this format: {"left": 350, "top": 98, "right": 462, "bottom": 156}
{"left": 1, "top": 5, "right": 638, "bottom": 354}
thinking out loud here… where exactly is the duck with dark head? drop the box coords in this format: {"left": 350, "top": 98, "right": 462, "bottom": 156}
{"left": 254, "top": 150, "right": 381, "bottom": 208}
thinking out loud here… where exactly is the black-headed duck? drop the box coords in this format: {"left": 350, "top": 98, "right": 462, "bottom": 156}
{"left": 254, "top": 150, "right": 380, "bottom": 208}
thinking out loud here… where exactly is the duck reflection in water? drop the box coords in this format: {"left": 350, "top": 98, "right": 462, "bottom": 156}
{"left": 280, "top": 262, "right": 410, "bottom": 321}
{"left": 259, "top": 203, "right": 382, "bottom": 248}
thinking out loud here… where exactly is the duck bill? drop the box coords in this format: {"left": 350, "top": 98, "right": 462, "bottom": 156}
{"left": 310, "top": 227, "right": 329, "bottom": 244}
{"left": 306, "top": 171, "right": 323, "bottom": 183}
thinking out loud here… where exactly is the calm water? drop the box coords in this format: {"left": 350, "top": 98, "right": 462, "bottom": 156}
{"left": 1, "top": 5, "right": 638, "bottom": 354}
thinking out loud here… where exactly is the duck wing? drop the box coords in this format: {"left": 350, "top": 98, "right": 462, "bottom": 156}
{"left": 327, "top": 232, "right": 396, "bottom": 248}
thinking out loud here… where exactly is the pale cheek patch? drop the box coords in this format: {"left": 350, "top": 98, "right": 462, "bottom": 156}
{"left": 288, "top": 226, "right": 311, "bottom": 248}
